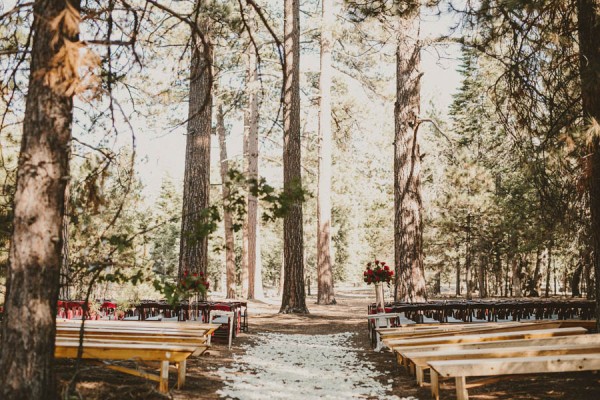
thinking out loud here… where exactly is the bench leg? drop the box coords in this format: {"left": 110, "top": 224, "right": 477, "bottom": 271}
{"left": 409, "top": 362, "right": 415, "bottom": 376}
{"left": 430, "top": 370, "right": 439, "bottom": 400}
{"left": 159, "top": 361, "right": 169, "bottom": 393}
{"left": 455, "top": 376, "right": 468, "bottom": 400}
{"left": 416, "top": 366, "right": 424, "bottom": 387}
{"left": 177, "top": 360, "right": 187, "bottom": 389}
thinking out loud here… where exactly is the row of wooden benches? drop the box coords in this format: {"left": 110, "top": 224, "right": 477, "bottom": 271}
{"left": 56, "top": 319, "right": 220, "bottom": 393}
{"left": 376, "top": 319, "right": 600, "bottom": 399}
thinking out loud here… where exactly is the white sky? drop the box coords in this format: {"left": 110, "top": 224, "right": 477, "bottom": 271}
{"left": 1, "top": 0, "right": 462, "bottom": 199}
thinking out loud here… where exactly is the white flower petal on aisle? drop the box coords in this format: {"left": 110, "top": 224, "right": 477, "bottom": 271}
{"left": 217, "top": 332, "right": 416, "bottom": 400}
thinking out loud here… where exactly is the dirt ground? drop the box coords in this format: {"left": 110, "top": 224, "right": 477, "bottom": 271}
{"left": 57, "top": 288, "right": 600, "bottom": 399}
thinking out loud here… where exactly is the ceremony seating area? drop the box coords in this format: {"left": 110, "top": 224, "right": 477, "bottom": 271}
{"left": 376, "top": 319, "right": 600, "bottom": 400}
{"left": 55, "top": 319, "right": 220, "bottom": 393}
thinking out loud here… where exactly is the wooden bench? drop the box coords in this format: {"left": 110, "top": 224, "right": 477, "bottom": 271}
{"left": 404, "top": 334, "right": 600, "bottom": 386}
{"left": 428, "top": 353, "right": 600, "bottom": 400}
{"left": 386, "top": 326, "right": 587, "bottom": 349}
{"left": 56, "top": 321, "right": 219, "bottom": 391}
{"left": 55, "top": 340, "right": 197, "bottom": 393}
{"left": 388, "top": 327, "right": 587, "bottom": 371}
{"left": 381, "top": 320, "right": 586, "bottom": 346}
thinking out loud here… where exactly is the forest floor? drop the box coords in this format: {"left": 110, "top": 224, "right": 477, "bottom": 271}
{"left": 57, "top": 286, "right": 600, "bottom": 400}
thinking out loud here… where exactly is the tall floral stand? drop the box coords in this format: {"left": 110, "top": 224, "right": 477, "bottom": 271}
{"left": 372, "top": 282, "right": 388, "bottom": 351}
{"left": 374, "top": 282, "right": 385, "bottom": 313}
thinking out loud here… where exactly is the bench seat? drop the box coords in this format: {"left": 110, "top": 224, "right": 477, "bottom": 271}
{"left": 428, "top": 353, "right": 600, "bottom": 400}
{"left": 55, "top": 340, "right": 196, "bottom": 393}
{"left": 405, "top": 337, "right": 600, "bottom": 386}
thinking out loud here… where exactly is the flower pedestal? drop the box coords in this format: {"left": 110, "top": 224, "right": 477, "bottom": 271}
{"left": 374, "top": 282, "right": 385, "bottom": 313}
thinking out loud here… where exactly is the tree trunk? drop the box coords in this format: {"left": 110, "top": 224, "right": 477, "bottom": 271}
{"left": 545, "top": 240, "right": 553, "bottom": 297}
{"left": 465, "top": 214, "right": 472, "bottom": 300}
{"left": 532, "top": 247, "right": 543, "bottom": 295}
{"left": 179, "top": 20, "right": 212, "bottom": 279}
{"left": 512, "top": 256, "right": 523, "bottom": 297}
{"left": 577, "top": 0, "right": 600, "bottom": 331}
{"left": 317, "top": 0, "right": 335, "bottom": 305}
{"left": 478, "top": 254, "right": 487, "bottom": 298}
{"left": 245, "top": 46, "right": 261, "bottom": 300}
{"left": 0, "top": 1, "right": 78, "bottom": 397}
{"left": 216, "top": 103, "right": 236, "bottom": 299}
{"left": 455, "top": 245, "right": 461, "bottom": 296}
{"left": 393, "top": 10, "right": 427, "bottom": 303}
{"left": 254, "top": 221, "right": 264, "bottom": 298}
{"left": 60, "top": 180, "right": 71, "bottom": 300}
{"left": 280, "top": 0, "right": 308, "bottom": 314}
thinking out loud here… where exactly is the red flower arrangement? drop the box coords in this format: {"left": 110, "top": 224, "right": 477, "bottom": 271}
{"left": 363, "top": 260, "right": 393, "bottom": 285}
{"left": 181, "top": 269, "right": 209, "bottom": 294}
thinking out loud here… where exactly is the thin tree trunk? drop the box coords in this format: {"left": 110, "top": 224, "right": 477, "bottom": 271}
{"left": 545, "top": 240, "right": 553, "bottom": 297}
{"left": 245, "top": 46, "right": 260, "bottom": 300}
{"left": 254, "top": 220, "right": 264, "bottom": 298}
{"left": 0, "top": 1, "right": 78, "bottom": 397}
{"left": 241, "top": 114, "right": 249, "bottom": 298}
{"left": 512, "top": 256, "right": 523, "bottom": 297}
{"left": 455, "top": 243, "right": 461, "bottom": 296}
{"left": 393, "top": 11, "right": 427, "bottom": 303}
{"left": 478, "top": 254, "right": 487, "bottom": 298}
{"left": 179, "top": 19, "right": 212, "bottom": 280}
{"left": 532, "top": 247, "right": 543, "bottom": 295}
{"left": 577, "top": 0, "right": 600, "bottom": 331}
{"left": 216, "top": 103, "right": 236, "bottom": 299}
{"left": 465, "top": 214, "right": 472, "bottom": 300}
{"left": 60, "top": 180, "right": 71, "bottom": 300}
{"left": 280, "top": 0, "right": 308, "bottom": 314}
{"left": 317, "top": 0, "right": 335, "bottom": 305}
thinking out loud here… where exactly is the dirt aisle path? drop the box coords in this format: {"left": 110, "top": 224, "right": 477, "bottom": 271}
{"left": 174, "top": 286, "right": 426, "bottom": 400}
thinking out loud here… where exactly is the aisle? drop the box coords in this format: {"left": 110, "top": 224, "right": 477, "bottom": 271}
{"left": 216, "top": 331, "right": 414, "bottom": 400}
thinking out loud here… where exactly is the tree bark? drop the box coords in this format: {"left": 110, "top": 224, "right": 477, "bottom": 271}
{"left": 245, "top": 46, "right": 261, "bottom": 300}
{"left": 478, "top": 254, "right": 487, "bottom": 298}
{"left": 455, "top": 243, "right": 461, "bottom": 296}
{"left": 512, "top": 255, "right": 523, "bottom": 297}
{"left": 577, "top": 0, "right": 600, "bottom": 331}
{"left": 216, "top": 103, "right": 236, "bottom": 299}
{"left": 254, "top": 221, "right": 264, "bottom": 298}
{"left": 60, "top": 180, "right": 71, "bottom": 300}
{"left": 532, "top": 247, "right": 543, "bottom": 295}
{"left": 545, "top": 240, "right": 553, "bottom": 297}
{"left": 317, "top": 0, "right": 335, "bottom": 305}
{"left": 465, "top": 214, "right": 472, "bottom": 300}
{"left": 0, "top": 1, "right": 78, "bottom": 397}
{"left": 179, "top": 19, "right": 212, "bottom": 279}
{"left": 393, "top": 11, "right": 427, "bottom": 303}
{"left": 280, "top": 0, "right": 308, "bottom": 314}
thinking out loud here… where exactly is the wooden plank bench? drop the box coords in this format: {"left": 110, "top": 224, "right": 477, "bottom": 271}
{"left": 56, "top": 321, "right": 220, "bottom": 391}
{"left": 388, "top": 327, "right": 587, "bottom": 370}
{"left": 381, "top": 320, "right": 583, "bottom": 346}
{"left": 386, "top": 326, "right": 587, "bottom": 349}
{"left": 55, "top": 340, "right": 197, "bottom": 393}
{"left": 428, "top": 353, "right": 600, "bottom": 400}
{"left": 405, "top": 336, "right": 600, "bottom": 386}
{"left": 383, "top": 322, "right": 560, "bottom": 347}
